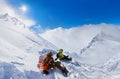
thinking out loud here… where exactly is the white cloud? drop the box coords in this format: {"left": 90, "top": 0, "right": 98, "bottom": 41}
{"left": 0, "top": 0, "right": 35, "bottom": 27}
{"left": 30, "top": 25, "right": 46, "bottom": 33}
{"left": 40, "top": 23, "right": 120, "bottom": 53}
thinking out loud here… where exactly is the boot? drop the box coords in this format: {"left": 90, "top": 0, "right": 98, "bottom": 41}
{"left": 65, "top": 56, "right": 72, "bottom": 61}
{"left": 69, "top": 57, "right": 72, "bottom": 61}
{"left": 59, "top": 66, "right": 69, "bottom": 77}
{"left": 43, "top": 70, "right": 49, "bottom": 75}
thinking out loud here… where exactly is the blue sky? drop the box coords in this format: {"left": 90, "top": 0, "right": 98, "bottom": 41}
{"left": 7, "top": 0, "right": 120, "bottom": 30}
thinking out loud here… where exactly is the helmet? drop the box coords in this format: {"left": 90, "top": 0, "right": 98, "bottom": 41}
{"left": 47, "top": 52, "right": 52, "bottom": 57}
{"left": 59, "top": 49, "right": 63, "bottom": 52}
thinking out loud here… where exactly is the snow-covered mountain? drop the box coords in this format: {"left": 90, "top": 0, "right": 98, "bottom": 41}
{"left": 40, "top": 24, "right": 120, "bottom": 53}
{"left": 1, "top": 13, "right": 120, "bottom": 79}
{"left": 79, "top": 29, "right": 120, "bottom": 65}
{"left": 40, "top": 24, "right": 120, "bottom": 79}
{"left": 0, "top": 13, "right": 58, "bottom": 79}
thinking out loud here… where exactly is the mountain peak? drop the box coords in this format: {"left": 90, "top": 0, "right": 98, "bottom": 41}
{"left": 80, "top": 30, "right": 120, "bottom": 54}
{"left": 0, "top": 13, "right": 26, "bottom": 28}
{"left": 0, "top": 13, "right": 9, "bottom": 18}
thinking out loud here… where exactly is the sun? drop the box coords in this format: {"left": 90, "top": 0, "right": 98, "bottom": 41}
{"left": 20, "top": 5, "right": 28, "bottom": 13}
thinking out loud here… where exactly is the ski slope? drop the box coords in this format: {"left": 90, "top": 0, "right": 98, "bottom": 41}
{"left": 0, "top": 13, "right": 120, "bottom": 79}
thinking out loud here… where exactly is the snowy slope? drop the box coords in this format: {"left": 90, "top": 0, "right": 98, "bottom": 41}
{"left": 40, "top": 26, "right": 101, "bottom": 53}
{"left": 40, "top": 24, "right": 120, "bottom": 53}
{"left": 0, "top": 13, "right": 58, "bottom": 79}
{"left": 40, "top": 49, "right": 120, "bottom": 79}
{"left": 40, "top": 24, "right": 120, "bottom": 79}
{"left": 1, "top": 13, "right": 120, "bottom": 79}
{"left": 40, "top": 24, "right": 120, "bottom": 64}
{"left": 80, "top": 30, "right": 120, "bottom": 65}
{"left": 0, "top": 13, "right": 57, "bottom": 53}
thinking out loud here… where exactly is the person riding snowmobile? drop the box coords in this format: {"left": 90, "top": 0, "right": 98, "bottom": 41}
{"left": 55, "top": 49, "right": 72, "bottom": 61}
{"left": 37, "top": 52, "right": 69, "bottom": 76}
